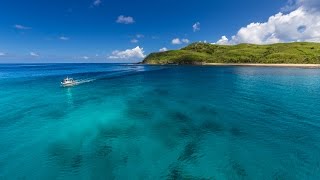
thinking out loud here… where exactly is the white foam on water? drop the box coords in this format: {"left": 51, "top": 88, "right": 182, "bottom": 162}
{"left": 75, "top": 78, "right": 96, "bottom": 85}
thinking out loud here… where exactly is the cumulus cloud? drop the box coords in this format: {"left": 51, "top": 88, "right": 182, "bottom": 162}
{"left": 14, "top": 24, "right": 31, "bottom": 30}
{"left": 159, "top": 47, "right": 168, "bottom": 52}
{"left": 215, "top": 0, "right": 320, "bottom": 44}
{"left": 93, "top": 0, "right": 102, "bottom": 6}
{"left": 109, "top": 46, "right": 146, "bottom": 59}
{"left": 283, "top": 0, "right": 320, "bottom": 12}
{"left": 0, "top": 52, "right": 6, "bottom": 56}
{"left": 172, "top": 38, "right": 182, "bottom": 45}
{"left": 59, "top": 36, "right": 70, "bottom": 41}
{"left": 193, "top": 22, "right": 201, "bottom": 32}
{"left": 116, "top": 15, "right": 135, "bottom": 24}
{"left": 30, "top": 52, "right": 39, "bottom": 57}
{"left": 172, "top": 38, "right": 190, "bottom": 45}
{"left": 216, "top": 36, "right": 230, "bottom": 45}
{"left": 131, "top": 39, "right": 138, "bottom": 43}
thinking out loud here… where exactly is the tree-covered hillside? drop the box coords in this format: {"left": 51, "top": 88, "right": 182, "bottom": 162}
{"left": 143, "top": 42, "right": 320, "bottom": 64}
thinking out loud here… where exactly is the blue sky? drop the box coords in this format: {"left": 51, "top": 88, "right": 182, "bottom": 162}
{"left": 0, "top": 0, "right": 319, "bottom": 63}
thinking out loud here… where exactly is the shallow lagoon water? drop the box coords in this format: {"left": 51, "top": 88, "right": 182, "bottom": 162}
{"left": 0, "top": 64, "right": 320, "bottom": 179}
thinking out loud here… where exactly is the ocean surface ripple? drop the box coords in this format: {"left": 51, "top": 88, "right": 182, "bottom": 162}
{"left": 0, "top": 64, "right": 320, "bottom": 179}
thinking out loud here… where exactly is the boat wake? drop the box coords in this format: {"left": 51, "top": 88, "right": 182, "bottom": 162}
{"left": 73, "top": 78, "right": 96, "bottom": 86}
{"left": 61, "top": 65, "right": 167, "bottom": 87}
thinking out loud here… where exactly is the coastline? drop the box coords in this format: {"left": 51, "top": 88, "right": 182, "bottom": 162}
{"left": 204, "top": 63, "right": 320, "bottom": 68}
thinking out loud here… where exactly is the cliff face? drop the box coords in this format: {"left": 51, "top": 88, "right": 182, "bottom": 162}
{"left": 142, "top": 42, "right": 320, "bottom": 64}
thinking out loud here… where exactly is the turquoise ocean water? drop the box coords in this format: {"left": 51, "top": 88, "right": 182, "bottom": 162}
{"left": 0, "top": 64, "right": 320, "bottom": 179}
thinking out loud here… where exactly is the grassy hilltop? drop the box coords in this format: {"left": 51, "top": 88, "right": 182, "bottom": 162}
{"left": 142, "top": 42, "right": 320, "bottom": 64}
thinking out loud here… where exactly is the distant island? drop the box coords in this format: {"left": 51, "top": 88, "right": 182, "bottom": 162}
{"left": 142, "top": 42, "right": 320, "bottom": 66}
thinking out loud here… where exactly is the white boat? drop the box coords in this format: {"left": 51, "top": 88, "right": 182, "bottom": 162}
{"left": 61, "top": 77, "right": 78, "bottom": 87}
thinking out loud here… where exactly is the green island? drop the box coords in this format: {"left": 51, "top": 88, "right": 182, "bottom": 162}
{"left": 142, "top": 42, "right": 320, "bottom": 65}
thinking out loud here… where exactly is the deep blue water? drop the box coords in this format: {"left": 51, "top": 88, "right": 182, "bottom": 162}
{"left": 0, "top": 64, "right": 320, "bottom": 179}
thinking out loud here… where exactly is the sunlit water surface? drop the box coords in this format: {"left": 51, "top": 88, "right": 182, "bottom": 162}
{"left": 0, "top": 64, "right": 320, "bottom": 179}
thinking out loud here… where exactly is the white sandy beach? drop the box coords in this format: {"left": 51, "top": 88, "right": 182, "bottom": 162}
{"left": 204, "top": 63, "right": 320, "bottom": 68}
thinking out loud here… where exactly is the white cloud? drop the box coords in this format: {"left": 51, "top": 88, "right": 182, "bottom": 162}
{"left": 109, "top": 46, "right": 146, "bottom": 59}
{"left": 215, "top": 1, "right": 320, "bottom": 44}
{"left": 0, "top": 52, "right": 6, "bottom": 56}
{"left": 182, "top": 38, "right": 190, "bottom": 43}
{"left": 300, "top": 0, "right": 320, "bottom": 11}
{"left": 131, "top": 39, "right": 139, "bottom": 43}
{"left": 193, "top": 22, "right": 200, "bottom": 32}
{"left": 172, "top": 38, "right": 190, "bottom": 45}
{"left": 30, "top": 52, "right": 39, "bottom": 57}
{"left": 14, "top": 24, "right": 31, "bottom": 30}
{"left": 283, "top": 0, "right": 320, "bottom": 12}
{"left": 198, "top": 40, "right": 208, "bottom": 43}
{"left": 82, "top": 56, "right": 89, "bottom": 60}
{"left": 93, "top": 0, "right": 102, "bottom": 6}
{"left": 130, "top": 34, "right": 143, "bottom": 43}
{"left": 116, "top": 15, "right": 135, "bottom": 24}
{"left": 216, "top": 36, "right": 230, "bottom": 45}
{"left": 172, "top": 38, "right": 182, "bottom": 45}
{"left": 159, "top": 47, "right": 168, "bottom": 52}
{"left": 59, "top": 36, "right": 70, "bottom": 41}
